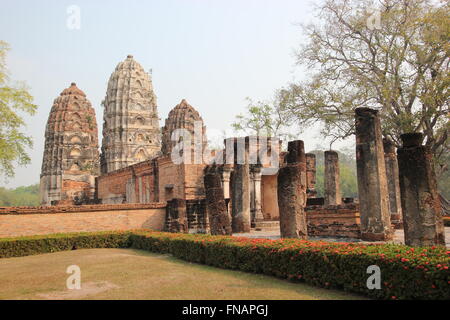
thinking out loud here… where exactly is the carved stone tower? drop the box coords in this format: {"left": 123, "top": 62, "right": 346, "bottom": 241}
{"left": 161, "top": 99, "right": 207, "bottom": 158}
{"left": 40, "top": 83, "right": 100, "bottom": 205}
{"left": 100, "top": 55, "right": 161, "bottom": 173}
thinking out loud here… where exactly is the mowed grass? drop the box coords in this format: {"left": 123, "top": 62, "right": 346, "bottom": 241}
{"left": 0, "top": 248, "right": 366, "bottom": 300}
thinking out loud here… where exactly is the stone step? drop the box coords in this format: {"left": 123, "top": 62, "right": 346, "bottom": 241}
{"left": 253, "top": 227, "right": 280, "bottom": 232}
{"left": 254, "top": 221, "right": 280, "bottom": 228}
{"left": 252, "top": 220, "right": 280, "bottom": 231}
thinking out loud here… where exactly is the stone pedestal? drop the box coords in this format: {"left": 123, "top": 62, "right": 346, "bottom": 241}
{"left": 305, "top": 153, "right": 317, "bottom": 198}
{"left": 383, "top": 138, "right": 403, "bottom": 229}
{"left": 324, "top": 151, "right": 341, "bottom": 205}
{"left": 397, "top": 133, "right": 445, "bottom": 246}
{"left": 355, "top": 108, "right": 393, "bottom": 241}
{"left": 277, "top": 140, "right": 308, "bottom": 239}
{"left": 231, "top": 137, "right": 251, "bottom": 233}
{"left": 204, "top": 166, "right": 232, "bottom": 235}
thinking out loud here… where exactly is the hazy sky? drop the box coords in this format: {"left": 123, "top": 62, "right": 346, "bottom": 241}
{"left": 0, "top": 0, "right": 352, "bottom": 188}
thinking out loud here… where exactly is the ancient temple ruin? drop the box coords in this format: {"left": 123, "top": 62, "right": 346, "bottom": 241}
{"left": 35, "top": 58, "right": 446, "bottom": 247}
{"left": 161, "top": 99, "right": 208, "bottom": 158}
{"left": 40, "top": 83, "right": 100, "bottom": 205}
{"left": 100, "top": 55, "right": 161, "bottom": 174}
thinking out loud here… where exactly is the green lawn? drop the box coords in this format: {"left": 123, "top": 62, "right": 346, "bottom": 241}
{"left": 0, "top": 248, "right": 366, "bottom": 300}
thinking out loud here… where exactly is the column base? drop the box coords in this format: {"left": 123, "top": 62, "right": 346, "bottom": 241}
{"left": 361, "top": 231, "right": 394, "bottom": 241}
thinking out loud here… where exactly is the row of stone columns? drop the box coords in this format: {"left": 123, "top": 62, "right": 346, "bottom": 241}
{"left": 202, "top": 113, "right": 445, "bottom": 247}
{"left": 204, "top": 137, "right": 266, "bottom": 234}
{"left": 355, "top": 108, "right": 445, "bottom": 246}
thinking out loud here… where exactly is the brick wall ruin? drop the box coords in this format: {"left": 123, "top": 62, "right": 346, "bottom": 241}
{"left": 0, "top": 203, "right": 166, "bottom": 238}
{"left": 306, "top": 204, "right": 361, "bottom": 239}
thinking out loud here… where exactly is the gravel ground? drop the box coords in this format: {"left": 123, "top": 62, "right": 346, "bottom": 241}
{"left": 236, "top": 227, "right": 450, "bottom": 247}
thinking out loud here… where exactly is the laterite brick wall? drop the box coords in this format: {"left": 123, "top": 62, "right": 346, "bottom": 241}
{"left": 0, "top": 203, "right": 166, "bottom": 238}
{"left": 306, "top": 203, "right": 361, "bottom": 239}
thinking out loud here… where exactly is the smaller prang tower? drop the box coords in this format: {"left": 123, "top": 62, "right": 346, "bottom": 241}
{"left": 40, "top": 83, "right": 100, "bottom": 205}
{"left": 100, "top": 55, "right": 161, "bottom": 174}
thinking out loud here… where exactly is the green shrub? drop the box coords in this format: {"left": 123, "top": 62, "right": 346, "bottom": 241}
{"left": 0, "top": 231, "right": 132, "bottom": 258}
{"left": 0, "top": 230, "right": 448, "bottom": 300}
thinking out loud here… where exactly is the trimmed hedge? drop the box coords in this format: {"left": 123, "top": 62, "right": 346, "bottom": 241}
{"left": 1, "top": 230, "right": 449, "bottom": 300}
{"left": 0, "top": 231, "right": 132, "bottom": 258}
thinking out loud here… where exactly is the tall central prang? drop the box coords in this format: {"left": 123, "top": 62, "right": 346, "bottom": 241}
{"left": 100, "top": 55, "right": 161, "bottom": 174}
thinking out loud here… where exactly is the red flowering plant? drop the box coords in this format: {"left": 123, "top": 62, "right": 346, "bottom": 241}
{"left": 0, "top": 229, "right": 448, "bottom": 300}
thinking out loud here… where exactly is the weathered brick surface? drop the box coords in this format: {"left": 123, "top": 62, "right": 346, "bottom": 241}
{"left": 96, "top": 155, "right": 206, "bottom": 205}
{"left": 306, "top": 204, "right": 361, "bottom": 239}
{"left": 277, "top": 140, "right": 308, "bottom": 239}
{"left": 0, "top": 203, "right": 166, "bottom": 238}
{"left": 355, "top": 107, "right": 393, "bottom": 241}
{"left": 165, "top": 198, "right": 188, "bottom": 233}
{"left": 204, "top": 165, "right": 232, "bottom": 235}
{"left": 97, "top": 160, "right": 156, "bottom": 204}
{"left": 397, "top": 133, "right": 445, "bottom": 246}
{"left": 40, "top": 83, "right": 100, "bottom": 206}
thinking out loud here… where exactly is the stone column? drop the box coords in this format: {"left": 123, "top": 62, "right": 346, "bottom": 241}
{"left": 355, "top": 108, "right": 393, "bottom": 241}
{"left": 383, "top": 138, "right": 403, "bottom": 229}
{"left": 397, "top": 133, "right": 445, "bottom": 246}
{"left": 204, "top": 166, "right": 232, "bottom": 235}
{"left": 221, "top": 165, "right": 232, "bottom": 199}
{"left": 220, "top": 165, "right": 233, "bottom": 218}
{"left": 324, "top": 151, "right": 341, "bottom": 205}
{"left": 277, "top": 140, "right": 308, "bottom": 239}
{"left": 305, "top": 153, "right": 317, "bottom": 198}
{"left": 251, "top": 165, "right": 264, "bottom": 222}
{"left": 230, "top": 137, "right": 251, "bottom": 233}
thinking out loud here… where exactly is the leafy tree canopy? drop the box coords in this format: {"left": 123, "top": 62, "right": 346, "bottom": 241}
{"left": 232, "top": 97, "right": 296, "bottom": 143}
{"left": 278, "top": 0, "right": 449, "bottom": 172}
{"left": 0, "top": 41, "right": 37, "bottom": 179}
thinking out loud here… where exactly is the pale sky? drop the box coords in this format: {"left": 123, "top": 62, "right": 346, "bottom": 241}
{"left": 0, "top": 0, "right": 353, "bottom": 188}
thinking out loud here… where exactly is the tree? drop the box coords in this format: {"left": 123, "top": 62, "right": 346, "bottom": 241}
{"left": 232, "top": 97, "right": 295, "bottom": 141}
{"left": 0, "top": 41, "right": 37, "bottom": 178}
{"left": 0, "top": 183, "right": 40, "bottom": 206}
{"left": 278, "top": 0, "right": 449, "bottom": 172}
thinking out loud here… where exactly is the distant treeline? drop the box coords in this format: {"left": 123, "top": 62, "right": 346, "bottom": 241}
{"left": 0, "top": 184, "right": 40, "bottom": 207}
